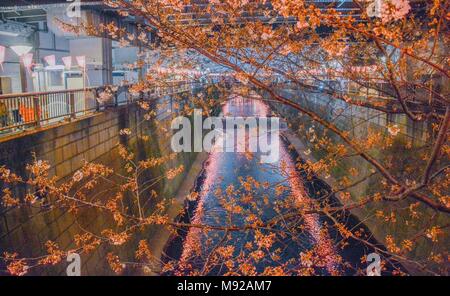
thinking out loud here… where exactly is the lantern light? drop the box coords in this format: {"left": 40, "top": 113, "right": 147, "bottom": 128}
{"left": 62, "top": 56, "right": 72, "bottom": 69}
{"left": 76, "top": 56, "right": 86, "bottom": 69}
{"left": 0, "top": 31, "right": 19, "bottom": 37}
{"left": 10, "top": 45, "right": 33, "bottom": 57}
{"left": 22, "top": 53, "right": 33, "bottom": 71}
{"left": 43, "top": 55, "right": 56, "bottom": 67}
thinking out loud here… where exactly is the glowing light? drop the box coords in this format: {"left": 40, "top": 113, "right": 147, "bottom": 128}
{"left": 281, "top": 143, "right": 341, "bottom": 275}
{"left": 43, "top": 55, "right": 56, "bottom": 67}
{"left": 62, "top": 56, "right": 72, "bottom": 69}
{"left": 22, "top": 53, "right": 33, "bottom": 71}
{"left": 76, "top": 56, "right": 86, "bottom": 69}
{"left": 179, "top": 143, "right": 220, "bottom": 266}
{"left": 10, "top": 45, "right": 32, "bottom": 56}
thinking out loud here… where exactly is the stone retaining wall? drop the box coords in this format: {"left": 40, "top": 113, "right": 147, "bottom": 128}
{"left": 0, "top": 97, "right": 198, "bottom": 275}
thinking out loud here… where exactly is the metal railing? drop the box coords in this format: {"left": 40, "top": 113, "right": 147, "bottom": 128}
{"left": 0, "top": 81, "right": 195, "bottom": 135}
{"left": 0, "top": 87, "right": 99, "bottom": 132}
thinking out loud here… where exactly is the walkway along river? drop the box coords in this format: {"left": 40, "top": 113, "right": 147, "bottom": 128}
{"left": 163, "top": 95, "right": 403, "bottom": 276}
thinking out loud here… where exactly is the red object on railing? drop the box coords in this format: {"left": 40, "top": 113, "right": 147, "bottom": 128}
{"left": 19, "top": 104, "right": 36, "bottom": 122}
{"left": 18, "top": 102, "right": 41, "bottom": 123}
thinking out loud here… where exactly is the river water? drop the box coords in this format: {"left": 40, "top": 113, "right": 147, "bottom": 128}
{"left": 163, "top": 95, "right": 397, "bottom": 276}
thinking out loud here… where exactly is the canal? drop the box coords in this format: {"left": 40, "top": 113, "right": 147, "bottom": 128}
{"left": 164, "top": 95, "right": 400, "bottom": 276}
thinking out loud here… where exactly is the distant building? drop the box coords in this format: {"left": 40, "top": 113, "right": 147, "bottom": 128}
{"left": 0, "top": 0, "right": 144, "bottom": 94}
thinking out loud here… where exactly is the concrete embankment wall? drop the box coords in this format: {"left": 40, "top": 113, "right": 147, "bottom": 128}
{"left": 0, "top": 97, "right": 198, "bottom": 275}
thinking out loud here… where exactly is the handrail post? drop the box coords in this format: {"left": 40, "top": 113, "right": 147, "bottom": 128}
{"left": 70, "top": 93, "right": 76, "bottom": 120}
{"left": 33, "top": 96, "right": 41, "bottom": 127}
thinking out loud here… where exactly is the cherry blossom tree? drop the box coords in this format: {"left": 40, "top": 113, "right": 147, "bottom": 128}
{"left": 1, "top": 0, "right": 448, "bottom": 276}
